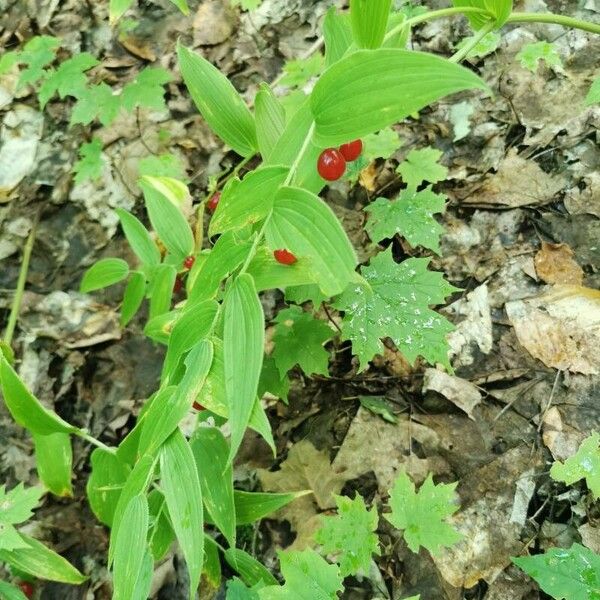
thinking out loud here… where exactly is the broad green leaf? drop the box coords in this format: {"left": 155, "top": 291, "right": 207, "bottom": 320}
{"left": 386, "top": 471, "right": 461, "bottom": 555}
{"left": 115, "top": 208, "right": 161, "bottom": 267}
{"left": 112, "top": 495, "right": 150, "bottom": 600}
{"left": 131, "top": 551, "right": 154, "bottom": 600}
{"left": 272, "top": 306, "right": 332, "bottom": 377}
{"left": 365, "top": 186, "right": 446, "bottom": 253}
{"left": 350, "top": 0, "right": 392, "bottom": 49}
{"left": 73, "top": 138, "right": 104, "bottom": 184}
{"left": 363, "top": 128, "right": 402, "bottom": 162}
{"left": 0, "top": 358, "right": 76, "bottom": 435}
{"left": 33, "top": 433, "right": 73, "bottom": 497}
{"left": 80, "top": 258, "right": 129, "bottom": 293}
{"left": 586, "top": 77, "right": 600, "bottom": 106}
{"left": 17, "top": 36, "right": 60, "bottom": 88}
{"left": 258, "top": 549, "right": 343, "bottom": 599}
{"left": 550, "top": 432, "right": 600, "bottom": 498}
{"left": 143, "top": 310, "right": 177, "bottom": 345}
{"left": 140, "top": 175, "right": 194, "bottom": 261}
{"left": 265, "top": 186, "right": 357, "bottom": 297}
{"left": 226, "top": 578, "right": 260, "bottom": 599}
{"left": 168, "top": 0, "right": 189, "bottom": 14}
{"left": 517, "top": 41, "right": 562, "bottom": 73}
{"left": 71, "top": 83, "right": 121, "bottom": 126}
{"left": 225, "top": 548, "right": 278, "bottom": 587}
{"left": 0, "top": 484, "right": 43, "bottom": 525}
{"left": 148, "top": 490, "right": 175, "bottom": 560}
{"left": 396, "top": 147, "right": 448, "bottom": 189}
{"left": 323, "top": 8, "right": 353, "bottom": 67}
{"left": 149, "top": 264, "right": 176, "bottom": 319}
{"left": 0, "top": 534, "right": 86, "bottom": 584}
{"left": 246, "top": 247, "right": 316, "bottom": 292}
{"left": 109, "top": 0, "right": 135, "bottom": 22}
{"left": 121, "top": 272, "right": 146, "bottom": 327}
{"left": 255, "top": 84, "right": 286, "bottom": 160}
{"left": 178, "top": 44, "right": 257, "bottom": 157}
{"left": 140, "top": 340, "right": 213, "bottom": 455}
{"left": 334, "top": 249, "right": 457, "bottom": 369}
{"left": 453, "top": 0, "right": 511, "bottom": 29}
{"left": 209, "top": 166, "right": 288, "bottom": 236}
{"left": 190, "top": 427, "right": 236, "bottom": 547}
{"left": 121, "top": 67, "right": 171, "bottom": 111}
{"left": 232, "top": 490, "right": 310, "bottom": 525}
{"left": 0, "top": 581, "right": 28, "bottom": 600}
{"left": 160, "top": 430, "right": 204, "bottom": 599}
{"left": 315, "top": 494, "right": 379, "bottom": 576}
{"left": 86, "top": 448, "right": 130, "bottom": 527}
{"left": 513, "top": 544, "right": 600, "bottom": 600}
{"left": 224, "top": 274, "right": 265, "bottom": 462}
{"left": 311, "top": 49, "right": 488, "bottom": 147}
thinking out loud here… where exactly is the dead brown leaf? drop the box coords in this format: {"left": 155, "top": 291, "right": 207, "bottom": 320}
{"left": 422, "top": 369, "right": 482, "bottom": 420}
{"left": 534, "top": 241, "right": 583, "bottom": 285}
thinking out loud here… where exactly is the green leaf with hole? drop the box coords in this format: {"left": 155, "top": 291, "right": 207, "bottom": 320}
{"left": 350, "top": 0, "right": 392, "bottom": 49}
{"left": 33, "top": 432, "right": 73, "bottom": 497}
{"left": 178, "top": 44, "right": 257, "bottom": 157}
{"left": 121, "top": 272, "right": 147, "bottom": 327}
{"left": 255, "top": 84, "right": 286, "bottom": 160}
{"left": 160, "top": 430, "right": 204, "bottom": 600}
{"left": 80, "top": 258, "right": 129, "bottom": 293}
{"left": 311, "top": 49, "right": 488, "bottom": 146}
{"left": 115, "top": 208, "right": 161, "bottom": 267}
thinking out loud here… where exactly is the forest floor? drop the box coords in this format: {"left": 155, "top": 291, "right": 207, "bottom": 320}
{"left": 1, "top": 0, "right": 600, "bottom": 598}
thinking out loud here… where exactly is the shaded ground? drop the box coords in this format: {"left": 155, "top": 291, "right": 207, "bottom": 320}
{"left": 1, "top": 0, "right": 600, "bottom": 598}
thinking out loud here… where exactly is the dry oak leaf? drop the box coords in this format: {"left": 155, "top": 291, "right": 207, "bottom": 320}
{"left": 534, "top": 241, "right": 583, "bottom": 285}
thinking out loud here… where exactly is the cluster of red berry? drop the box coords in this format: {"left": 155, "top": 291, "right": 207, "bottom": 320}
{"left": 317, "top": 139, "right": 363, "bottom": 181}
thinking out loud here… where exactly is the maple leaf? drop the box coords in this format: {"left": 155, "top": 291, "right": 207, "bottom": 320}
{"left": 333, "top": 249, "right": 457, "bottom": 369}
{"left": 513, "top": 544, "right": 600, "bottom": 600}
{"left": 455, "top": 32, "right": 501, "bottom": 59}
{"left": 230, "top": 0, "right": 263, "bottom": 9}
{"left": 397, "top": 147, "right": 447, "bottom": 190}
{"left": 550, "top": 432, "right": 600, "bottom": 498}
{"left": 258, "top": 356, "right": 290, "bottom": 403}
{"left": 272, "top": 306, "right": 333, "bottom": 377}
{"left": 385, "top": 471, "right": 462, "bottom": 555}
{"left": 121, "top": 67, "right": 171, "bottom": 112}
{"left": 364, "top": 186, "right": 446, "bottom": 253}
{"left": 138, "top": 153, "right": 187, "bottom": 181}
{"left": 517, "top": 41, "right": 562, "bottom": 73}
{"left": 315, "top": 494, "right": 380, "bottom": 577}
{"left": 586, "top": 77, "right": 600, "bottom": 106}
{"left": 258, "top": 549, "right": 343, "bottom": 599}
{"left": 0, "top": 523, "right": 30, "bottom": 552}
{"left": 73, "top": 139, "right": 104, "bottom": 185}
{"left": 71, "top": 82, "right": 121, "bottom": 126}
{"left": 278, "top": 54, "right": 324, "bottom": 89}
{"left": 285, "top": 284, "right": 328, "bottom": 308}
{"left": 449, "top": 101, "right": 475, "bottom": 141}
{"left": 0, "top": 484, "right": 44, "bottom": 525}
{"left": 17, "top": 35, "right": 60, "bottom": 88}
{"left": 37, "top": 53, "right": 99, "bottom": 108}
{"left": 363, "top": 128, "right": 403, "bottom": 162}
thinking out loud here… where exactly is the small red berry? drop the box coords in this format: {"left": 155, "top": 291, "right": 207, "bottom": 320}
{"left": 19, "top": 582, "right": 34, "bottom": 598}
{"left": 339, "top": 139, "right": 363, "bottom": 162}
{"left": 317, "top": 148, "right": 346, "bottom": 181}
{"left": 192, "top": 401, "right": 205, "bottom": 411}
{"left": 173, "top": 276, "right": 183, "bottom": 294}
{"left": 207, "top": 192, "right": 221, "bottom": 214}
{"left": 183, "top": 255, "right": 195, "bottom": 270}
{"left": 274, "top": 249, "right": 297, "bottom": 265}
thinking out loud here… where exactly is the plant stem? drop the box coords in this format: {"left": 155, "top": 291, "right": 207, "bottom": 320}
{"left": 3, "top": 217, "right": 38, "bottom": 347}
{"left": 76, "top": 429, "right": 117, "bottom": 455}
{"left": 449, "top": 21, "right": 496, "bottom": 63}
{"left": 506, "top": 12, "right": 600, "bottom": 34}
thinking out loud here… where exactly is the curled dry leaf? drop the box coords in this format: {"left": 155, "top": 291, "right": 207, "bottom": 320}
{"left": 422, "top": 369, "right": 482, "bottom": 421}
{"left": 534, "top": 241, "right": 583, "bottom": 285}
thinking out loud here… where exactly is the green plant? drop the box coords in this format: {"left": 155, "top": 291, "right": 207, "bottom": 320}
{"left": 2, "top": 0, "right": 600, "bottom": 597}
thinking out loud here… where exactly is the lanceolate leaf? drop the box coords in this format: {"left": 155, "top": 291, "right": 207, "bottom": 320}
{"left": 224, "top": 549, "right": 279, "bottom": 587}
{"left": 160, "top": 430, "right": 204, "bottom": 600}
{"left": 323, "top": 8, "right": 353, "bottom": 67}
{"left": 350, "top": 0, "right": 392, "bottom": 49}
{"left": 224, "top": 274, "right": 265, "bottom": 463}
{"left": 311, "top": 49, "right": 488, "bottom": 146}
{"left": 233, "top": 490, "right": 311, "bottom": 525}
{"left": 115, "top": 208, "right": 161, "bottom": 267}
{"left": 80, "top": 258, "right": 129, "bottom": 293}
{"left": 33, "top": 432, "right": 73, "bottom": 497}
{"left": 0, "top": 580, "right": 29, "bottom": 600}
{"left": 148, "top": 490, "right": 176, "bottom": 561}
{"left": 178, "top": 44, "right": 258, "bottom": 157}
{"left": 121, "top": 272, "right": 147, "bottom": 327}
{"left": 112, "top": 495, "right": 150, "bottom": 600}
{"left": 149, "top": 264, "right": 177, "bottom": 319}
{"left": 190, "top": 427, "right": 236, "bottom": 548}
{"left": 255, "top": 84, "right": 286, "bottom": 160}
{"left": 168, "top": 0, "right": 189, "bottom": 14}
{"left": 0, "top": 534, "right": 86, "bottom": 584}
{"left": 265, "top": 187, "right": 357, "bottom": 297}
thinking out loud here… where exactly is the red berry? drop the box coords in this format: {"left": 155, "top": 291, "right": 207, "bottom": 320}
{"left": 19, "top": 582, "right": 34, "bottom": 598}
{"left": 274, "top": 249, "right": 297, "bottom": 265}
{"left": 183, "top": 255, "right": 195, "bottom": 270}
{"left": 192, "top": 401, "right": 205, "bottom": 411}
{"left": 339, "top": 139, "right": 363, "bottom": 162}
{"left": 317, "top": 149, "right": 346, "bottom": 181}
{"left": 173, "top": 276, "right": 183, "bottom": 294}
{"left": 207, "top": 192, "right": 221, "bottom": 214}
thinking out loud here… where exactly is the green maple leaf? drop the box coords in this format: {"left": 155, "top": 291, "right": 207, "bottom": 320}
{"left": 386, "top": 471, "right": 461, "bottom": 555}
{"left": 73, "top": 139, "right": 104, "bottom": 185}
{"left": 0, "top": 51, "right": 20, "bottom": 76}
{"left": 334, "top": 249, "right": 456, "bottom": 369}
{"left": 513, "top": 544, "right": 600, "bottom": 600}
{"left": 278, "top": 54, "right": 324, "bottom": 89}
{"left": 17, "top": 35, "right": 60, "bottom": 88}
{"left": 0, "top": 523, "right": 30, "bottom": 552}
{"left": 517, "top": 41, "right": 562, "bottom": 73}
{"left": 449, "top": 101, "right": 475, "bottom": 141}
{"left": 258, "top": 549, "right": 343, "bottom": 599}
{"left": 397, "top": 147, "right": 448, "bottom": 189}
{"left": 272, "top": 306, "right": 332, "bottom": 377}
{"left": 121, "top": 67, "right": 171, "bottom": 112}
{"left": 0, "top": 484, "right": 44, "bottom": 525}
{"left": 364, "top": 186, "right": 446, "bottom": 253}
{"left": 259, "top": 356, "right": 290, "bottom": 403}
{"left": 315, "top": 494, "right": 380, "bottom": 577}
{"left": 455, "top": 32, "right": 501, "bottom": 59}
{"left": 550, "top": 432, "right": 600, "bottom": 498}
{"left": 586, "top": 78, "right": 600, "bottom": 106}
{"left": 138, "top": 153, "right": 186, "bottom": 181}
{"left": 71, "top": 83, "right": 122, "bottom": 126}
{"left": 37, "top": 53, "right": 99, "bottom": 108}
{"left": 226, "top": 578, "right": 261, "bottom": 599}
{"left": 363, "top": 128, "right": 403, "bottom": 162}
